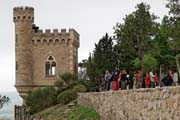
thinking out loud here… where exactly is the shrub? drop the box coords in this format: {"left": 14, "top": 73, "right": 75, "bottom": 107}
{"left": 26, "top": 87, "right": 57, "bottom": 114}
{"left": 0, "top": 95, "right": 10, "bottom": 109}
{"left": 55, "top": 80, "right": 65, "bottom": 92}
{"left": 57, "top": 90, "right": 76, "bottom": 104}
{"left": 60, "top": 72, "right": 77, "bottom": 84}
{"left": 72, "top": 85, "right": 87, "bottom": 93}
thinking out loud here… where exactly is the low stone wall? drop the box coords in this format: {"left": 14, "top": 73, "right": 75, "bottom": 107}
{"left": 78, "top": 87, "right": 180, "bottom": 120}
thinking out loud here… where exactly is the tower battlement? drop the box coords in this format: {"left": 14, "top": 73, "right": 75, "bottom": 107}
{"left": 32, "top": 28, "right": 79, "bottom": 47}
{"left": 33, "top": 28, "right": 79, "bottom": 37}
{"left": 13, "top": 6, "right": 34, "bottom": 22}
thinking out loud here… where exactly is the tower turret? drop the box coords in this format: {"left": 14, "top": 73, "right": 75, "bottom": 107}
{"left": 13, "top": 6, "right": 34, "bottom": 91}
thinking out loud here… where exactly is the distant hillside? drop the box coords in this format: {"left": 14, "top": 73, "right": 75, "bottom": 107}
{"left": 0, "top": 91, "right": 23, "bottom": 120}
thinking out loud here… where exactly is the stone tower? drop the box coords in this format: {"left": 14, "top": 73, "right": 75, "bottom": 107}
{"left": 13, "top": 6, "right": 79, "bottom": 99}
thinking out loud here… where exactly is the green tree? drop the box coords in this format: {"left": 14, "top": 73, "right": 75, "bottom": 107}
{"left": 86, "top": 53, "right": 98, "bottom": 81}
{"left": 93, "top": 33, "right": 116, "bottom": 73}
{"left": 114, "top": 2, "right": 159, "bottom": 73}
{"left": 132, "top": 53, "right": 158, "bottom": 73}
{"left": 153, "top": 16, "right": 175, "bottom": 75}
{"left": 0, "top": 95, "right": 10, "bottom": 109}
{"left": 26, "top": 87, "right": 57, "bottom": 114}
{"left": 166, "top": 0, "right": 180, "bottom": 76}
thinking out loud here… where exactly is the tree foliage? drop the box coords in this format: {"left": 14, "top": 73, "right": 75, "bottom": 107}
{"left": 93, "top": 33, "right": 116, "bottom": 73}
{"left": 26, "top": 87, "right": 57, "bottom": 114}
{"left": 114, "top": 2, "right": 158, "bottom": 72}
{"left": 0, "top": 95, "right": 10, "bottom": 109}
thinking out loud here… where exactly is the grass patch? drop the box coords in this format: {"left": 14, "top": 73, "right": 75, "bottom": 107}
{"left": 68, "top": 105, "right": 99, "bottom": 120}
{"left": 34, "top": 103, "right": 99, "bottom": 120}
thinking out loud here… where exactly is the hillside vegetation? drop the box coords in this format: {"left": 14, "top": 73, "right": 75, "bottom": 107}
{"left": 34, "top": 102, "right": 99, "bottom": 120}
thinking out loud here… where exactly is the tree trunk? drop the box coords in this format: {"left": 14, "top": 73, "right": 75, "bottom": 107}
{"left": 159, "top": 64, "right": 162, "bottom": 79}
{"left": 175, "top": 54, "right": 180, "bottom": 78}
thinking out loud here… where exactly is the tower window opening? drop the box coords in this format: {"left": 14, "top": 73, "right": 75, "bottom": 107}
{"left": 43, "top": 39, "right": 47, "bottom": 43}
{"left": 61, "top": 39, "right": 65, "bottom": 43}
{"left": 16, "top": 34, "right": 18, "bottom": 44}
{"left": 45, "top": 62, "right": 51, "bottom": 77}
{"left": 16, "top": 61, "right": 18, "bottom": 71}
{"left": 49, "top": 39, "right": 53, "bottom": 43}
{"left": 48, "top": 56, "right": 53, "bottom": 60}
{"left": 51, "top": 62, "right": 56, "bottom": 76}
{"left": 23, "top": 16, "right": 26, "bottom": 19}
{"left": 45, "top": 56, "right": 56, "bottom": 77}
{"left": 37, "top": 39, "right": 41, "bottom": 43}
{"left": 55, "top": 39, "right": 59, "bottom": 43}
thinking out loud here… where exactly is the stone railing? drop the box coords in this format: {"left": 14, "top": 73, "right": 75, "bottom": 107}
{"left": 78, "top": 86, "right": 180, "bottom": 120}
{"left": 14, "top": 105, "right": 36, "bottom": 120}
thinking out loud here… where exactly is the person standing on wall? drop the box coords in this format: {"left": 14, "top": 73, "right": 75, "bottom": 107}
{"left": 149, "top": 70, "right": 155, "bottom": 88}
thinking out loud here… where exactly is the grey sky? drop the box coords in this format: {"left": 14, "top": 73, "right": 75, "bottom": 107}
{"left": 0, "top": 0, "right": 168, "bottom": 91}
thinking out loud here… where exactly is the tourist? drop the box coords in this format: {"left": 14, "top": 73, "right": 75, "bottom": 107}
{"left": 132, "top": 71, "right": 137, "bottom": 89}
{"left": 105, "top": 71, "right": 112, "bottom": 91}
{"left": 173, "top": 70, "right": 178, "bottom": 86}
{"left": 145, "top": 72, "right": 150, "bottom": 88}
{"left": 154, "top": 73, "right": 159, "bottom": 87}
{"left": 112, "top": 71, "right": 119, "bottom": 91}
{"left": 118, "top": 71, "right": 122, "bottom": 89}
{"left": 161, "top": 70, "right": 173, "bottom": 86}
{"left": 120, "top": 70, "right": 128, "bottom": 90}
{"left": 136, "top": 71, "right": 142, "bottom": 89}
{"left": 149, "top": 70, "right": 155, "bottom": 88}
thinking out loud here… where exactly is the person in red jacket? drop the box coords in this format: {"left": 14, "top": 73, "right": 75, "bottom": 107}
{"left": 154, "top": 73, "right": 159, "bottom": 86}
{"left": 145, "top": 72, "right": 150, "bottom": 88}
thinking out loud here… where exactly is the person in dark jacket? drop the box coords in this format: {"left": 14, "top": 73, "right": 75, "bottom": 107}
{"left": 161, "top": 71, "right": 173, "bottom": 87}
{"left": 120, "top": 70, "right": 129, "bottom": 90}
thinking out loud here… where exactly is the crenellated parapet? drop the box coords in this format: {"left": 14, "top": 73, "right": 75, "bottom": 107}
{"left": 32, "top": 28, "right": 79, "bottom": 47}
{"left": 13, "top": 6, "right": 34, "bottom": 22}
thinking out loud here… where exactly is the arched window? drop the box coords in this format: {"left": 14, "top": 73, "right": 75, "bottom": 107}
{"left": 45, "top": 56, "right": 56, "bottom": 77}
{"left": 51, "top": 62, "right": 56, "bottom": 76}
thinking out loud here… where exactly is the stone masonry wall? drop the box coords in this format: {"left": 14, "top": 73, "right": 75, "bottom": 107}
{"left": 78, "top": 87, "right": 180, "bottom": 120}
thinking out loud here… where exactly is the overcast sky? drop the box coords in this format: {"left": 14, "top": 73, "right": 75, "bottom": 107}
{"left": 0, "top": 0, "right": 169, "bottom": 92}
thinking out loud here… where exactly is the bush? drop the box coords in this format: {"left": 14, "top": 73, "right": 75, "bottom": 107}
{"left": 57, "top": 90, "right": 76, "bottom": 104}
{"left": 72, "top": 85, "right": 87, "bottom": 93}
{"left": 26, "top": 87, "right": 57, "bottom": 114}
{"left": 55, "top": 80, "right": 65, "bottom": 92}
{"left": 60, "top": 72, "right": 77, "bottom": 84}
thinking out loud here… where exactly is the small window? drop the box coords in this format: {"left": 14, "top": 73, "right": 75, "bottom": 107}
{"left": 49, "top": 39, "right": 53, "bottom": 43}
{"left": 16, "top": 34, "right": 18, "bottom": 43}
{"left": 43, "top": 39, "right": 47, "bottom": 43}
{"left": 28, "top": 16, "right": 31, "bottom": 19}
{"left": 61, "top": 39, "right": 65, "bottom": 43}
{"left": 16, "top": 61, "right": 18, "bottom": 71}
{"left": 37, "top": 39, "right": 41, "bottom": 43}
{"left": 23, "top": 16, "right": 26, "bottom": 19}
{"left": 45, "top": 62, "right": 51, "bottom": 77}
{"left": 48, "top": 56, "right": 53, "bottom": 60}
{"left": 45, "top": 56, "right": 56, "bottom": 77}
{"left": 17, "top": 16, "right": 20, "bottom": 19}
{"left": 51, "top": 62, "right": 56, "bottom": 76}
{"left": 55, "top": 39, "right": 59, "bottom": 43}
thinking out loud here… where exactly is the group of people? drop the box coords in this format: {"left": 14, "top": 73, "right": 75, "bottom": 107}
{"left": 99, "top": 69, "right": 179, "bottom": 91}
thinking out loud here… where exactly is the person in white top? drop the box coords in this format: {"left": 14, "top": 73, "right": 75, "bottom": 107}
{"left": 149, "top": 69, "right": 155, "bottom": 88}
{"left": 173, "top": 70, "right": 178, "bottom": 86}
